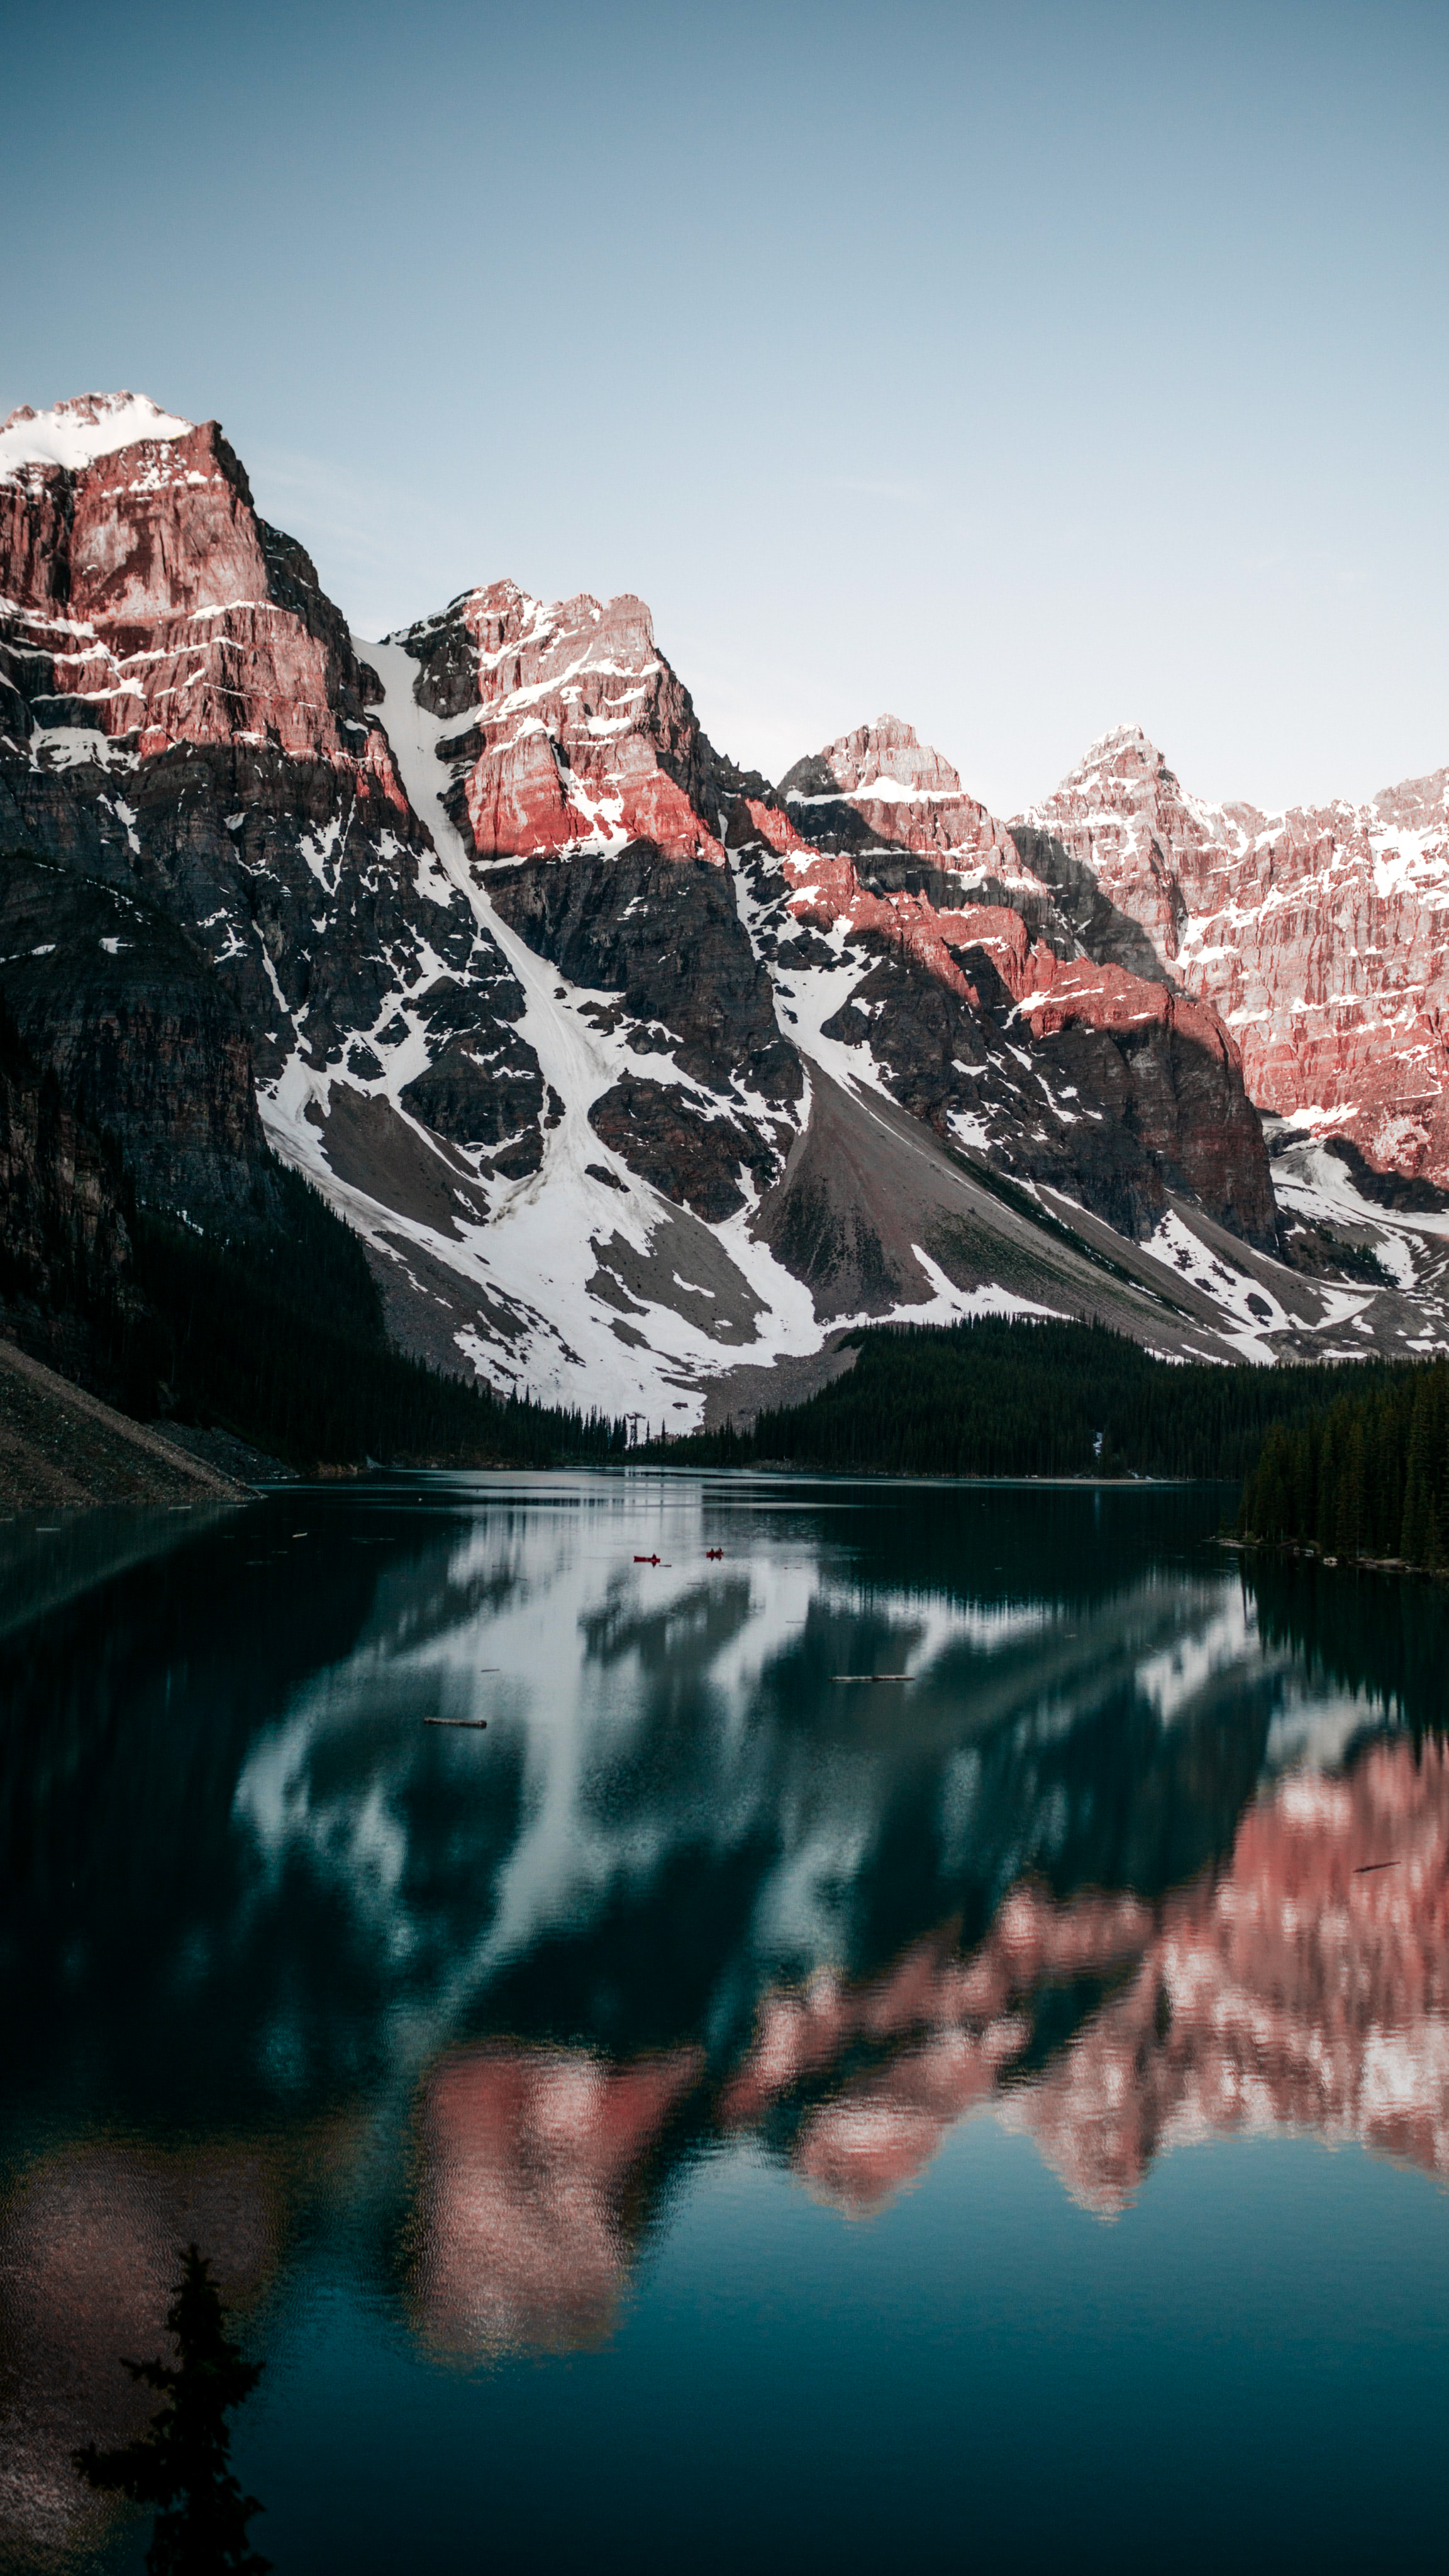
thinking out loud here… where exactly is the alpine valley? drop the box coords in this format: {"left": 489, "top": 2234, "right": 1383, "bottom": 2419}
{"left": 5, "top": 390, "right": 1449, "bottom": 1440}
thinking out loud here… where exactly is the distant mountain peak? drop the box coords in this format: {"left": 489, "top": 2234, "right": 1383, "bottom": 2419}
{"left": 1372, "top": 764, "right": 1449, "bottom": 833}
{"left": 1058, "top": 724, "right": 1171, "bottom": 790}
{"left": 783, "top": 714, "right": 964, "bottom": 804}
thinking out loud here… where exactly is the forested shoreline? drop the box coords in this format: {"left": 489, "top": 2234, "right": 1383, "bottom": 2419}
{"left": 1237, "top": 1360, "right": 1448, "bottom": 1570}
{"left": 657, "top": 1317, "right": 1418, "bottom": 1489}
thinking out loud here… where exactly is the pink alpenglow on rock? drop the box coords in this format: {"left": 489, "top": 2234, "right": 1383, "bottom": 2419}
{"left": 782, "top": 811, "right": 1253, "bottom": 1069}
{"left": 717, "top": 1738, "right": 1449, "bottom": 2220}
{"left": 409, "top": 2041, "right": 703, "bottom": 2356}
{"left": 740, "top": 714, "right": 1277, "bottom": 1245}
{"left": 0, "top": 391, "right": 408, "bottom": 799}
{"left": 405, "top": 580, "right": 726, "bottom": 863}
{"left": 779, "top": 713, "right": 1018, "bottom": 870}
{"left": 1018, "top": 724, "right": 1449, "bottom": 1185}
{"left": 1010, "top": 1736, "right": 1449, "bottom": 2213}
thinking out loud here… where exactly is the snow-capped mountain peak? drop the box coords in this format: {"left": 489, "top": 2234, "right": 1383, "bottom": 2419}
{"left": 0, "top": 391, "right": 194, "bottom": 480}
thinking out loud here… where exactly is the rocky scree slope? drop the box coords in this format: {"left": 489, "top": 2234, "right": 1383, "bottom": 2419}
{"left": 2, "top": 392, "right": 1446, "bottom": 1421}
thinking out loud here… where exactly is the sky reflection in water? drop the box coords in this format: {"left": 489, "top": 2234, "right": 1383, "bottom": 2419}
{"left": 2, "top": 1474, "right": 1447, "bottom": 2572}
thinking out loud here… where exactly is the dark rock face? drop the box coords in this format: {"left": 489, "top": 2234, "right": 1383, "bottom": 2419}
{"left": 0, "top": 711, "right": 538, "bottom": 1127}
{"left": 735, "top": 777, "right": 1277, "bottom": 1250}
{"left": 1008, "top": 819, "right": 1175, "bottom": 986}
{"left": 589, "top": 1076, "right": 782, "bottom": 1223}
{"left": 486, "top": 843, "right": 802, "bottom": 1216}
{"left": 811, "top": 928, "right": 1159, "bottom": 1242}
{"left": 957, "top": 945, "right": 1274, "bottom": 1244}
{"left": 486, "top": 847, "right": 793, "bottom": 1096}
{"left": 397, "top": 970, "right": 545, "bottom": 1173}
{"left": 387, "top": 586, "right": 808, "bottom": 1220}
{"left": 0, "top": 993, "right": 134, "bottom": 1336}
{"left": 1321, "top": 1136, "right": 1449, "bottom": 1216}
{"left": 0, "top": 855, "right": 269, "bottom": 1218}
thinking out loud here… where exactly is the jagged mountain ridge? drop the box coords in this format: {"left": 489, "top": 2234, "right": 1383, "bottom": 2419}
{"left": 3, "top": 391, "right": 1448, "bottom": 1424}
{"left": 1016, "top": 723, "right": 1449, "bottom": 1185}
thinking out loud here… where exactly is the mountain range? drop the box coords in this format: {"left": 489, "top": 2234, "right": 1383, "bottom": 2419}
{"left": 4, "top": 389, "right": 1449, "bottom": 1433}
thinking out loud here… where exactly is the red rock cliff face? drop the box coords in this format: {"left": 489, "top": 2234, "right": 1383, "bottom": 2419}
{"left": 395, "top": 580, "right": 802, "bottom": 1223}
{"left": 777, "top": 713, "right": 1019, "bottom": 875}
{"left": 1017, "top": 726, "right": 1449, "bottom": 1185}
{"left": 410, "top": 2042, "right": 702, "bottom": 2355}
{"left": 401, "top": 580, "right": 726, "bottom": 863}
{"left": 1013, "top": 1737, "right": 1449, "bottom": 2211}
{"left": 0, "top": 396, "right": 545, "bottom": 1219}
{"left": 0, "top": 392, "right": 399, "bottom": 779}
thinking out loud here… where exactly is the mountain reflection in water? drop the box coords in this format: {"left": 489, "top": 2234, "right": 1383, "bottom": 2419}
{"left": 2, "top": 1474, "right": 1448, "bottom": 2565}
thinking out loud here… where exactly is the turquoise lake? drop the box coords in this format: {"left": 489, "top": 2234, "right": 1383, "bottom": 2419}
{"left": 2, "top": 1474, "right": 1447, "bottom": 2572}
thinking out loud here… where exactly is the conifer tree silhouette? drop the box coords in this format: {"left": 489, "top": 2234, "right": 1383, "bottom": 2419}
{"left": 74, "top": 2244, "right": 269, "bottom": 2575}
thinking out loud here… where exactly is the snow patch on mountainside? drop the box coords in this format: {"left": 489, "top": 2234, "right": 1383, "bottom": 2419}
{"left": 251, "top": 639, "right": 1017, "bottom": 1424}
{"left": 728, "top": 851, "right": 898, "bottom": 1109}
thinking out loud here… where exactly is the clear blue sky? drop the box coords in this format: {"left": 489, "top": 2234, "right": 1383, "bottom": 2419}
{"left": 3, "top": 0, "right": 1445, "bottom": 815}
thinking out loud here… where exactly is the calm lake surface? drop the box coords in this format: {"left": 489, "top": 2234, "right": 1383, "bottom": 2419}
{"left": 3, "top": 1473, "right": 1448, "bottom": 2573}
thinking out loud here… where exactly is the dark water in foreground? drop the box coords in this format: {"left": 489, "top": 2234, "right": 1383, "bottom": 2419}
{"left": 2, "top": 1474, "right": 1448, "bottom": 2573}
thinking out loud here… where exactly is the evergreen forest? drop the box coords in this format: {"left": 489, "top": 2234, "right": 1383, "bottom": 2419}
{"left": 1238, "top": 1360, "right": 1449, "bottom": 1567}
{"left": 663, "top": 1315, "right": 1418, "bottom": 1485}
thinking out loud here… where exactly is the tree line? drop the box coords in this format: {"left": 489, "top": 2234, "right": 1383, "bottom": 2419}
{"left": 1245, "top": 1548, "right": 1449, "bottom": 1735}
{"left": 661, "top": 1316, "right": 1412, "bottom": 1485}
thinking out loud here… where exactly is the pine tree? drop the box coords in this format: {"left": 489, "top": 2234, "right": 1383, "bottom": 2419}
{"left": 74, "top": 2245, "right": 269, "bottom": 2575}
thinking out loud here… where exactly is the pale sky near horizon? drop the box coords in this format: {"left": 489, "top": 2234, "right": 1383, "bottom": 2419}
{"left": 3, "top": 0, "right": 1445, "bottom": 816}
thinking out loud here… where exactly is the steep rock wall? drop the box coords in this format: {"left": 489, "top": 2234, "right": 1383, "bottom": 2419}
{"left": 402, "top": 581, "right": 728, "bottom": 863}
{"left": 391, "top": 586, "right": 804, "bottom": 1220}
{"left": 741, "top": 731, "right": 1275, "bottom": 1246}
{"left": 0, "top": 397, "right": 550, "bottom": 1206}
{"left": 1017, "top": 726, "right": 1449, "bottom": 1186}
